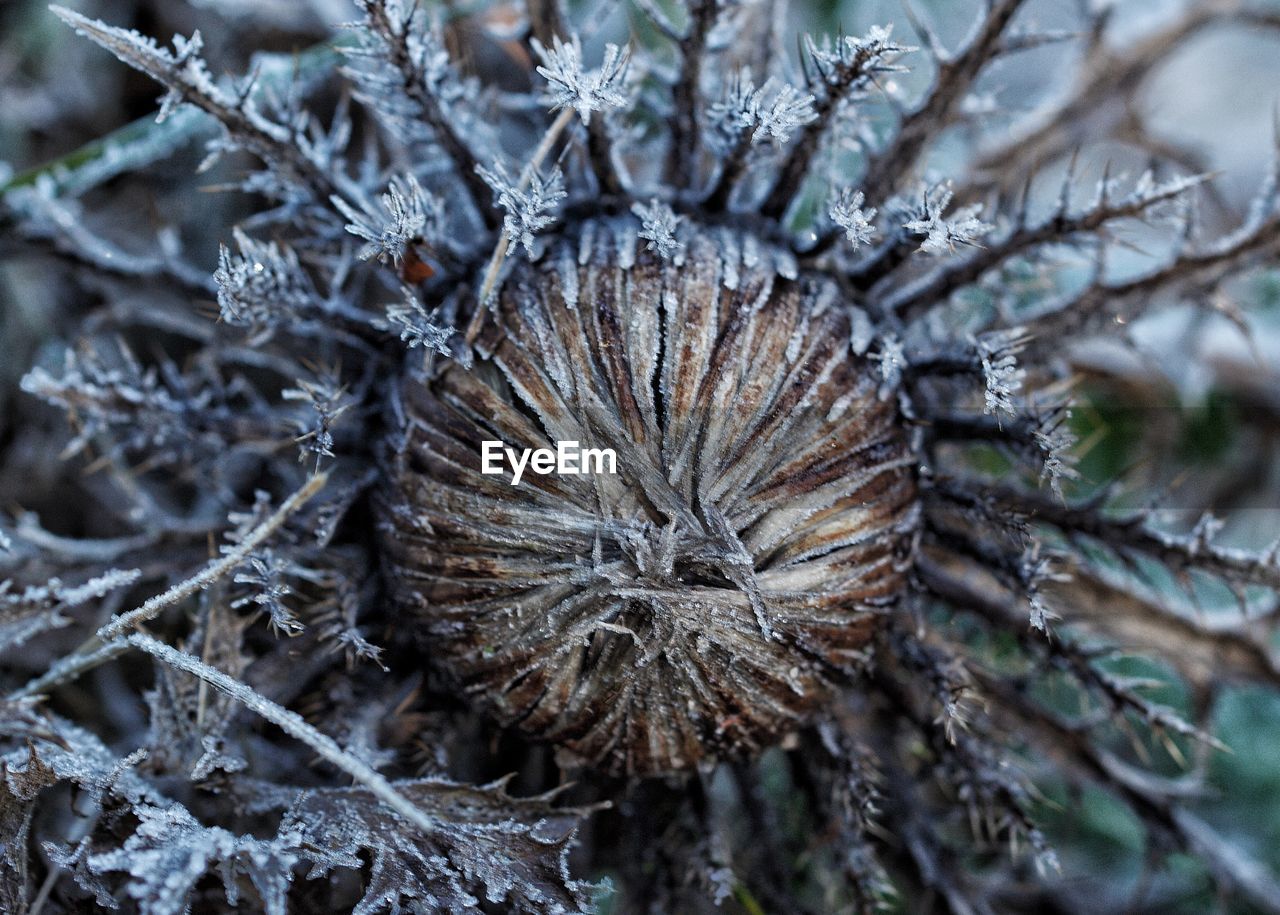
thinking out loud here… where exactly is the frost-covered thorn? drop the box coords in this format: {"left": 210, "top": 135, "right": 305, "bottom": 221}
{"left": 901, "top": 0, "right": 947, "bottom": 61}
{"left": 471, "top": 106, "right": 576, "bottom": 321}
{"left": 903, "top": 184, "right": 993, "bottom": 255}
{"left": 871, "top": 334, "right": 907, "bottom": 399}
{"left": 282, "top": 373, "right": 353, "bottom": 466}
{"left": 385, "top": 287, "right": 457, "bottom": 357}
{"left": 477, "top": 160, "right": 567, "bottom": 259}
{"left": 1022, "top": 541, "right": 1064, "bottom": 633}
{"left": 973, "top": 329, "right": 1028, "bottom": 419}
{"left": 631, "top": 198, "right": 684, "bottom": 260}
{"left": 998, "top": 28, "right": 1080, "bottom": 56}
{"left": 886, "top": 170, "right": 1213, "bottom": 321}
{"left": 829, "top": 188, "right": 878, "bottom": 250}
{"left": 532, "top": 34, "right": 629, "bottom": 125}
{"left": 1056, "top": 149, "right": 1080, "bottom": 219}
{"left": 232, "top": 550, "right": 303, "bottom": 636}
{"left": 330, "top": 174, "right": 442, "bottom": 266}
{"left": 1034, "top": 417, "right": 1080, "bottom": 502}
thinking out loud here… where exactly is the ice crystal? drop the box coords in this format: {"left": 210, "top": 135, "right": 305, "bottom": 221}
{"left": 477, "top": 161, "right": 566, "bottom": 255}
{"left": 215, "top": 228, "right": 314, "bottom": 329}
{"left": 871, "top": 334, "right": 906, "bottom": 399}
{"left": 331, "top": 175, "right": 442, "bottom": 265}
{"left": 631, "top": 198, "right": 684, "bottom": 260}
{"left": 708, "top": 70, "right": 816, "bottom": 149}
{"left": 804, "top": 24, "right": 914, "bottom": 84}
{"left": 282, "top": 373, "right": 353, "bottom": 464}
{"left": 974, "top": 329, "right": 1028, "bottom": 418}
{"left": 829, "top": 187, "right": 878, "bottom": 249}
{"left": 231, "top": 551, "right": 303, "bottom": 636}
{"left": 904, "top": 184, "right": 993, "bottom": 254}
{"left": 533, "top": 35, "right": 629, "bottom": 125}
{"left": 385, "top": 288, "right": 456, "bottom": 356}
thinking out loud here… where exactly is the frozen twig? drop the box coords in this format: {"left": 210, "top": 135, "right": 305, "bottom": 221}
{"left": 127, "top": 631, "right": 439, "bottom": 834}
{"left": 8, "top": 473, "right": 327, "bottom": 700}
{"left": 468, "top": 106, "right": 575, "bottom": 342}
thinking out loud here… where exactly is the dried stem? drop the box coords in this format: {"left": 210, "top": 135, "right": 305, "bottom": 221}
{"left": 362, "top": 0, "right": 499, "bottom": 228}
{"left": 8, "top": 472, "right": 328, "bottom": 700}
{"left": 468, "top": 106, "right": 576, "bottom": 343}
{"left": 664, "top": 0, "right": 718, "bottom": 190}
{"left": 127, "top": 631, "right": 439, "bottom": 834}
{"left": 860, "top": 0, "right": 1030, "bottom": 208}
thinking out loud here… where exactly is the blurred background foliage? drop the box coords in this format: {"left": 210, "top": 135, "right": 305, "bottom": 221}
{"left": 4, "top": 0, "right": 1280, "bottom": 911}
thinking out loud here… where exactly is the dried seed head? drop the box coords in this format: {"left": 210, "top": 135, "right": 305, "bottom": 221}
{"left": 378, "top": 220, "right": 917, "bottom": 775}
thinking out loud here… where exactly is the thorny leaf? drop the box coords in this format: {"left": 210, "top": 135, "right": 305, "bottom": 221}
{"left": 281, "top": 778, "right": 599, "bottom": 915}
{"left": 83, "top": 803, "right": 298, "bottom": 915}
{"left": 1, "top": 742, "right": 58, "bottom": 913}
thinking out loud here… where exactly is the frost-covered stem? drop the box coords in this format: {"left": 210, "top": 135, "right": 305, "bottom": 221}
{"left": 1009, "top": 212, "right": 1280, "bottom": 349}
{"left": 664, "top": 0, "right": 718, "bottom": 189}
{"left": 127, "top": 632, "right": 440, "bottom": 834}
{"left": 861, "top": 0, "right": 1030, "bottom": 208}
{"left": 846, "top": 232, "right": 918, "bottom": 290}
{"left": 8, "top": 637, "right": 129, "bottom": 702}
{"left": 51, "top": 7, "right": 348, "bottom": 208}
{"left": 524, "top": 0, "right": 625, "bottom": 197}
{"left": 584, "top": 115, "right": 626, "bottom": 197}
{"left": 948, "top": 480, "right": 1280, "bottom": 593}
{"left": 98, "top": 472, "right": 328, "bottom": 640}
{"left": 923, "top": 545, "right": 1280, "bottom": 691}
{"left": 363, "top": 0, "right": 498, "bottom": 229}
{"left": 972, "top": 2, "right": 1242, "bottom": 181}
{"left": 758, "top": 44, "right": 885, "bottom": 220}
{"left": 6, "top": 473, "right": 328, "bottom": 702}
{"left": 0, "top": 38, "right": 343, "bottom": 201}
{"left": 885, "top": 176, "right": 1209, "bottom": 321}
{"left": 701, "top": 134, "right": 754, "bottom": 212}
{"left": 3, "top": 199, "right": 214, "bottom": 296}
{"left": 469, "top": 107, "right": 576, "bottom": 342}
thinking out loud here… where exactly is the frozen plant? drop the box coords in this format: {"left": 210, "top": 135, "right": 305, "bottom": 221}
{"left": 2, "top": 1, "right": 1280, "bottom": 913}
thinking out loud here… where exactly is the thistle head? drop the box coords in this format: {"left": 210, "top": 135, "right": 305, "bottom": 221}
{"left": 379, "top": 220, "right": 917, "bottom": 774}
